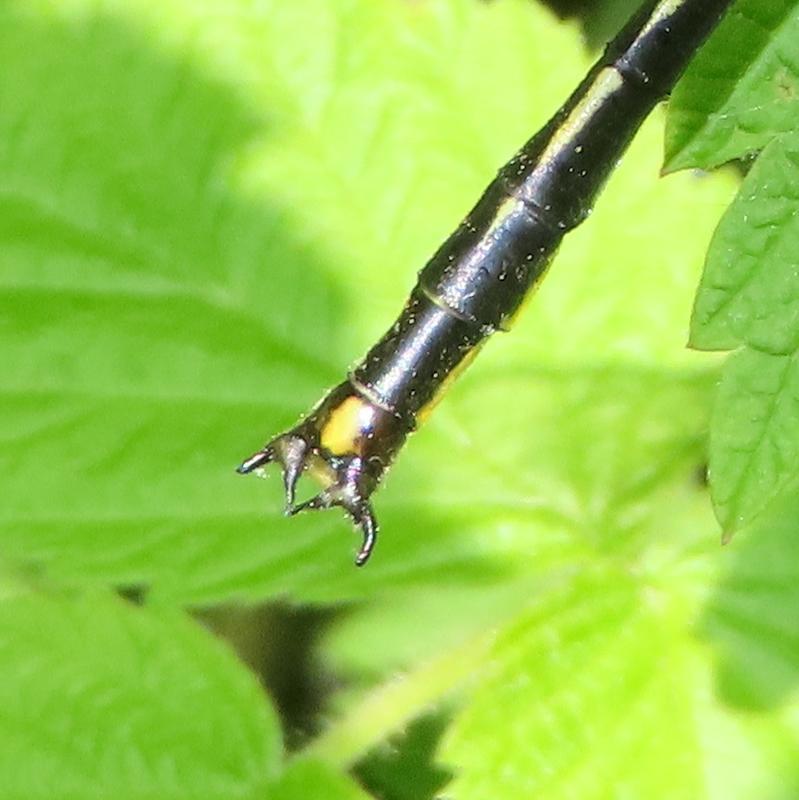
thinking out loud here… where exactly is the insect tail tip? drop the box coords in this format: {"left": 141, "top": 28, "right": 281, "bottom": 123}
{"left": 236, "top": 448, "right": 274, "bottom": 475}
{"left": 354, "top": 505, "right": 378, "bottom": 567}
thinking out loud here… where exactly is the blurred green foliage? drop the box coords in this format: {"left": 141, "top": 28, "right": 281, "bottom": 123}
{"left": 0, "top": 0, "right": 798, "bottom": 798}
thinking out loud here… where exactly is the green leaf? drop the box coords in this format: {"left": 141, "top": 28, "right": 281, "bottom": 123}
{"left": 11, "top": 2, "right": 792, "bottom": 793}
{"left": 666, "top": 4, "right": 799, "bottom": 536}
{"left": 0, "top": 0, "right": 578, "bottom": 604}
{"left": 0, "top": 590, "right": 281, "bottom": 800}
{"left": 687, "top": 140, "right": 799, "bottom": 533}
{"left": 441, "top": 570, "right": 691, "bottom": 798}
{"left": 10, "top": 6, "right": 781, "bottom": 794}
{"left": 438, "top": 564, "right": 799, "bottom": 800}
{"left": 690, "top": 140, "right": 799, "bottom": 354}
{"left": 318, "top": 544, "right": 799, "bottom": 799}
{"left": 0, "top": 0, "right": 734, "bottom": 605}
{"left": 665, "top": 0, "right": 799, "bottom": 172}
{"left": 708, "top": 348, "right": 799, "bottom": 533}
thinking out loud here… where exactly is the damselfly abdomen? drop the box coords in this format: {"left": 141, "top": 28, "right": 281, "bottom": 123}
{"left": 238, "top": 0, "right": 734, "bottom": 565}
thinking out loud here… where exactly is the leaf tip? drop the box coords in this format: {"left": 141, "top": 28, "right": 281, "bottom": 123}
{"left": 660, "top": 152, "right": 689, "bottom": 177}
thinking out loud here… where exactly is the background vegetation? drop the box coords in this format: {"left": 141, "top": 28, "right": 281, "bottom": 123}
{"left": 1, "top": 0, "right": 798, "bottom": 797}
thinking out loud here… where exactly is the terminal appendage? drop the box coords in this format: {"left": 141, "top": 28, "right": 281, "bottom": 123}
{"left": 237, "top": 382, "right": 408, "bottom": 565}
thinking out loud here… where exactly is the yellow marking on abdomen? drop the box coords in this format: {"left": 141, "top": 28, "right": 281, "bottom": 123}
{"left": 501, "top": 251, "right": 557, "bottom": 331}
{"left": 417, "top": 343, "right": 484, "bottom": 426}
{"left": 484, "top": 196, "right": 523, "bottom": 238}
{"left": 320, "top": 395, "right": 373, "bottom": 455}
{"left": 540, "top": 67, "right": 624, "bottom": 162}
{"left": 639, "top": 0, "right": 681, "bottom": 37}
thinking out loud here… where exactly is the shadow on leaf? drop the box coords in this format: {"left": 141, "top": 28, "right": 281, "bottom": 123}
{"left": 0, "top": 4, "right": 513, "bottom": 605}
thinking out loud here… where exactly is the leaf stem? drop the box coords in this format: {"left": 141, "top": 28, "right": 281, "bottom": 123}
{"left": 301, "top": 628, "right": 496, "bottom": 768}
